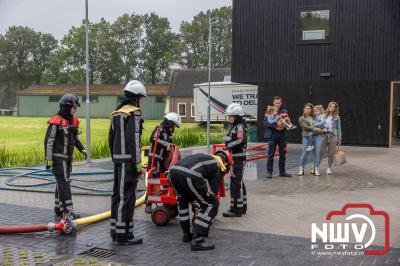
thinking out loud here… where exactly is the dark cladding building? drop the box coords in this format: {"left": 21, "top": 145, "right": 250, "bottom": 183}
{"left": 232, "top": 0, "right": 400, "bottom": 146}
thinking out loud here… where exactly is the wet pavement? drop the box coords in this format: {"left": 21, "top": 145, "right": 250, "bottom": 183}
{"left": 77, "top": 144, "right": 307, "bottom": 178}
{"left": 1, "top": 203, "right": 399, "bottom": 266}
{"left": 0, "top": 144, "right": 400, "bottom": 265}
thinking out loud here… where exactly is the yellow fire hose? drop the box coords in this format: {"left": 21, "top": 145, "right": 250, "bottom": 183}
{"left": 75, "top": 193, "right": 146, "bottom": 226}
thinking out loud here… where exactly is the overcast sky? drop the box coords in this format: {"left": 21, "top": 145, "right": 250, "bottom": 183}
{"left": 0, "top": 0, "right": 232, "bottom": 40}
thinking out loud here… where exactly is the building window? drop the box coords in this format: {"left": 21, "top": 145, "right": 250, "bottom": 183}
{"left": 82, "top": 96, "right": 99, "bottom": 103}
{"left": 49, "top": 95, "right": 62, "bottom": 102}
{"left": 156, "top": 96, "right": 166, "bottom": 103}
{"left": 299, "top": 9, "right": 330, "bottom": 42}
{"left": 191, "top": 103, "right": 195, "bottom": 118}
{"left": 178, "top": 103, "right": 186, "bottom": 117}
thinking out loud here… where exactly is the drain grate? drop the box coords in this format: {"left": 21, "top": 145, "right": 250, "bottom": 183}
{"left": 79, "top": 248, "right": 117, "bottom": 258}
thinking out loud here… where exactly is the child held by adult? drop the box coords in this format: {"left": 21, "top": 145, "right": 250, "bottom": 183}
{"left": 298, "top": 103, "right": 323, "bottom": 176}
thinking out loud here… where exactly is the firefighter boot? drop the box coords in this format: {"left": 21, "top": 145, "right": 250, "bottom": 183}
{"left": 144, "top": 203, "right": 152, "bottom": 214}
{"left": 183, "top": 232, "right": 193, "bottom": 243}
{"left": 223, "top": 208, "right": 242, "bottom": 218}
{"left": 191, "top": 237, "right": 215, "bottom": 251}
{"left": 115, "top": 236, "right": 143, "bottom": 245}
{"left": 63, "top": 211, "right": 81, "bottom": 220}
{"left": 68, "top": 212, "right": 81, "bottom": 220}
{"left": 54, "top": 213, "right": 63, "bottom": 223}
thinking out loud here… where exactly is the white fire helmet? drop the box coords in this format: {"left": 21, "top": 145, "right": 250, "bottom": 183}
{"left": 225, "top": 103, "right": 245, "bottom": 116}
{"left": 123, "top": 80, "right": 147, "bottom": 97}
{"left": 164, "top": 112, "right": 182, "bottom": 128}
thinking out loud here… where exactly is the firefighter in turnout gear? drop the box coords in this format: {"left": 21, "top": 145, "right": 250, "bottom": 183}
{"left": 109, "top": 80, "right": 146, "bottom": 245}
{"left": 222, "top": 103, "right": 248, "bottom": 218}
{"left": 169, "top": 151, "right": 233, "bottom": 251}
{"left": 144, "top": 112, "right": 182, "bottom": 214}
{"left": 44, "top": 94, "right": 86, "bottom": 220}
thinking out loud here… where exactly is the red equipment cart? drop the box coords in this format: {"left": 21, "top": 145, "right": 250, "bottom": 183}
{"left": 146, "top": 126, "right": 180, "bottom": 226}
{"left": 146, "top": 170, "right": 179, "bottom": 226}
{"left": 146, "top": 127, "right": 226, "bottom": 226}
{"left": 147, "top": 154, "right": 227, "bottom": 226}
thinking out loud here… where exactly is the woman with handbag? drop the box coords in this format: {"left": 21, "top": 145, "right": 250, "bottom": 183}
{"left": 319, "top": 102, "right": 342, "bottom": 175}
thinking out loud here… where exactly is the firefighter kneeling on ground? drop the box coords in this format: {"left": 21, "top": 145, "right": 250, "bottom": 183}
{"left": 223, "top": 103, "right": 248, "bottom": 218}
{"left": 145, "top": 112, "right": 182, "bottom": 214}
{"left": 44, "top": 94, "right": 87, "bottom": 221}
{"left": 168, "top": 150, "right": 233, "bottom": 251}
{"left": 109, "top": 80, "right": 146, "bottom": 245}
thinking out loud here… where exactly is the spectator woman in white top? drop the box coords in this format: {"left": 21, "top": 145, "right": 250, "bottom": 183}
{"left": 319, "top": 102, "right": 342, "bottom": 175}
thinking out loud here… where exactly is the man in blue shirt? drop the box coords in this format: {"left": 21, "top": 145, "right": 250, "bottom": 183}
{"left": 263, "top": 96, "right": 292, "bottom": 178}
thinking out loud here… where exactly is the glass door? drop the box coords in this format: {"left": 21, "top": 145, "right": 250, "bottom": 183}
{"left": 390, "top": 82, "right": 400, "bottom": 147}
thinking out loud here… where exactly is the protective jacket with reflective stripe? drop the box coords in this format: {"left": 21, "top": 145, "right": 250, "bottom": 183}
{"left": 44, "top": 115, "right": 84, "bottom": 161}
{"left": 171, "top": 153, "right": 225, "bottom": 194}
{"left": 108, "top": 105, "right": 143, "bottom": 164}
{"left": 148, "top": 125, "right": 172, "bottom": 161}
{"left": 225, "top": 120, "right": 248, "bottom": 160}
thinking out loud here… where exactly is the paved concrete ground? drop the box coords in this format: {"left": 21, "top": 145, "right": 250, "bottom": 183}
{"left": 1, "top": 203, "right": 399, "bottom": 266}
{"left": 0, "top": 145, "right": 302, "bottom": 214}
{"left": 0, "top": 144, "right": 399, "bottom": 265}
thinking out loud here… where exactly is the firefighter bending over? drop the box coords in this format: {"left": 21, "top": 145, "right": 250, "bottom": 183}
{"left": 168, "top": 150, "right": 233, "bottom": 251}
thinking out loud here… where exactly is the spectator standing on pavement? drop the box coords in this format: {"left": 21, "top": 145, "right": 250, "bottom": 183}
{"left": 263, "top": 96, "right": 292, "bottom": 178}
{"left": 298, "top": 103, "right": 323, "bottom": 176}
{"left": 309, "top": 105, "right": 326, "bottom": 175}
{"left": 319, "top": 102, "right": 342, "bottom": 175}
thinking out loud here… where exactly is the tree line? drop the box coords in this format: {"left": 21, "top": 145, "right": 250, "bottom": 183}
{"left": 0, "top": 6, "right": 231, "bottom": 109}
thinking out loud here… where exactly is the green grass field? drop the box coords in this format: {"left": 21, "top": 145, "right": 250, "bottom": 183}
{"left": 0, "top": 117, "right": 225, "bottom": 167}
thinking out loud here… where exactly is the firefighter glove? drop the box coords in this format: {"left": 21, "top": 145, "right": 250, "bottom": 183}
{"left": 136, "top": 162, "right": 143, "bottom": 173}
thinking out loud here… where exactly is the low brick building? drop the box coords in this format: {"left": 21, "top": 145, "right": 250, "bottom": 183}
{"left": 17, "top": 84, "right": 168, "bottom": 119}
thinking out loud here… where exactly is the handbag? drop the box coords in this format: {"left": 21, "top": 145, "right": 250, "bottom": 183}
{"left": 334, "top": 147, "right": 347, "bottom": 166}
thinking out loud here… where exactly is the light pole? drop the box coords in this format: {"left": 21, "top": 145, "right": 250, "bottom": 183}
{"left": 85, "top": 0, "right": 91, "bottom": 162}
{"left": 207, "top": 15, "right": 218, "bottom": 154}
